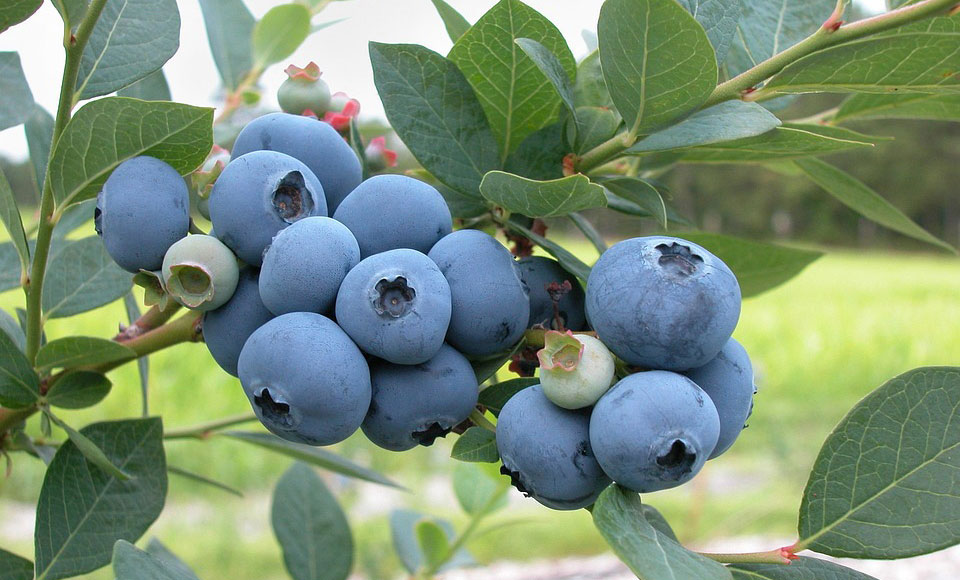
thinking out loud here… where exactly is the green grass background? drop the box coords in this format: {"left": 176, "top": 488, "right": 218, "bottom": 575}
{"left": 1, "top": 244, "right": 958, "bottom": 579}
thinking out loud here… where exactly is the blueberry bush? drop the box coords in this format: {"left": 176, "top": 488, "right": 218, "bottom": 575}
{"left": 0, "top": 0, "right": 958, "bottom": 579}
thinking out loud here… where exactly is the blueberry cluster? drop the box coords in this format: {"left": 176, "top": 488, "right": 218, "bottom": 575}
{"left": 95, "top": 112, "right": 755, "bottom": 508}
{"left": 498, "top": 237, "right": 756, "bottom": 509}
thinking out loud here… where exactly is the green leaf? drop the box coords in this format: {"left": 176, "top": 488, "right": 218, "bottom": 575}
{"left": 593, "top": 485, "right": 732, "bottom": 580}
{"left": 272, "top": 463, "right": 353, "bottom": 580}
{"left": 726, "top": 0, "right": 835, "bottom": 76}
{"left": 797, "top": 367, "right": 960, "bottom": 558}
{"left": 0, "top": 169, "right": 29, "bottom": 276}
{"left": 598, "top": 0, "right": 717, "bottom": 134}
{"left": 794, "top": 158, "right": 954, "bottom": 253}
{"left": 640, "top": 503, "right": 678, "bottom": 542}
{"left": 36, "top": 336, "right": 137, "bottom": 371}
{"left": 569, "top": 106, "right": 620, "bottom": 155}
{"left": 389, "top": 510, "right": 474, "bottom": 574}
{"left": 430, "top": 0, "right": 470, "bottom": 42}
{"left": 569, "top": 212, "right": 608, "bottom": 254}
{"left": 765, "top": 17, "right": 960, "bottom": 95}
{"left": 502, "top": 217, "right": 592, "bottom": 282}
{"left": 451, "top": 427, "right": 499, "bottom": 463}
{"left": 75, "top": 0, "right": 180, "bottom": 100}
{"left": 223, "top": 431, "right": 403, "bottom": 488}
{"left": 35, "top": 418, "right": 166, "bottom": 580}
{"left": 118, "top": 69, "right": 172, "bottom": 101}
{"left": 448, "top": 0, "right": 576, "bottom": 157}
{"left": 0, "top": 547, "right": 34, "bottom": 580}
{"left": 0, "top": 308, "right": 25, "bottom": 352}
{"left": 0, "top": 52, "right": 35, "bottom": 131}
{"left": 199, "top": 0, "right": 255, "bottom": 90}
{"left": 45, "top": 372, "right": 112, "bottom": 409}
{"left": 370, "top": 42, "right": 500, "bottom": 196}
{"left": 48, "top": 97, "right": 212, "bottom": 210}
{"left": 45, "top": 411, "right": 131, "bottom": 479}
{"left": 0, "top": 325, "right": 39, "bottom": 408}
{"left": 628, "top": 101, "right": 781, "bottom": 154}
{"left": 112, "top": 540, "right": 193, "bottom": 580}
{"left": 167, "top": 465, "right": 243, "bottom": 497}
{"left": 679, "top": 124, "right": 881, "bottom": 163}
{"left": 0, "top": 243, "right": 23, "bottom": 293}
{"left": 602, "top": 177, "right": 669, "bottom": 229}
{"left": 477, "top": 377, "right": 538, "bottom": 416}
{"left": 53, "top": 198, "right": 97, "bottom": 239}
{"left": 453, "top": 462, "right": 508, "bottom": 516}
{"left": 504, "top": 121, "right": 568, "bottom": 181}
{"left": 573, "top": 50, "right": 613, "bottom": 109}
{"left": 252, "top": 3, "right": 311, "bottom": 67}
{"left": 515, "top": 37, "right": 577, "bottom": 120}
{"left": 415, "top": 520, "right": 449, "bottom": 571}
{"left": 729, "top": 557, "right": 879, "bottom": 580}
{"left": 480, "top": 171, "right": 606, "bottom": 218}
{"left": 835, "top": 93, "right": 960, "bottom": 123}
{"left": 42, "top": 237, "right": 133, "bottom": 319}
{"left": 25, "top": 104, "right": 55, "bottom": 193}
{"left": 51, "top": 0, "right": 88, "bottom": 33}
{"left": 470, "top": 348, "right": 517, "bottom": 385}
{"left": 0, "top": 0, "right": 42, "bottom": 33}
{"left": 677, "top": 232, "right": 823, "bottom": 298}
{"left": 677, "top": 0, "right": 742, "bottom": 64}
{"left": 144, "top": 538, "right": 201, "bottom": 580}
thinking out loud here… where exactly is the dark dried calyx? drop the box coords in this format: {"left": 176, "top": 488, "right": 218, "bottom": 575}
{"left": 656, "top": 242, "right": 704, "bottom": 276}
{"left": 412, "top": 422, "right": 450, "bottom": 447}
{"left": 500, "top": 465, "right": 532, "bottom": 497}
{"left": 374, "top": 277, "right": 416, "bottom": 317}
{"left": 272, "top": 171, "right": 314, "bottom": 222}
{"left": 656, "top": 439, "right": 696, "bottom": 478}
{"left": 254, "top": 388, "right": 296, "bottom": 428}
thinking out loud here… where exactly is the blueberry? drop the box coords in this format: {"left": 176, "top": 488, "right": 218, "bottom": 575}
{"left": 202, "top": 267, "right": 274, "bottom": 376}
{"left": 518, "top": 257, "right": 587, "bottom": 331}
{"left": 95, "top": 156, "right": 189, "bottom": 272}
{"left": 684, "top": 338, "right": 756, "bottom": 459}
{"left": 238, "top": 312, "right": 371, "bottom": 446}
{"left": 260, "top": 216, "right": 360, "bottom": 315}
{"left": 209, "top": 150, "right": 326, "bottom": 266}
{"left": 332, "top": 175, "right": 453, "bottom": 259}
{"left": 231, "top": 112, "right": 361, "bottom": 213}
{"left": 362, "top": 344, "right": 478, "bottom": 451}
{"left": 335, "top": 249, "right": 451, "bottom": 364}
{"left": 585, "top": 236, "right": 741, "bottom": 371}
{"left": 161, "top": 235, "right": 239, "bottom": 311}
{"left": 277, "top": 63, "right": 332, "bottom": 116}
{"left": 428, "top": 230, "right": 530, "bottom": 356}
{"left": 539, "top": 332, "right": 615, "bottom": 409}
{"left": 590, "top": 370, "right": 721, "bottom": 493}
{"left": 496, "top": 385, "right": 610, "bottom": 510}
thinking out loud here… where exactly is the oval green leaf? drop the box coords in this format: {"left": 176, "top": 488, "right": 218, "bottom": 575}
{"left": 0, "top": 325, "right": 39, "bottom": 408}
{"left": 429, "top": 0, "right": 470, "bottom": 42}
{"left": 480, "top": 171, "right": 606, "bottom": 218}
{"left": 199, "top": 0, "right": 255, "bottom": 91}
{"left": 451, "top": 427, "right": 499, "bottom": 463}
{"left": 144, "top": 538, "right": 201, "bottom": 580}
{"left": 0, "top": 52, "right": 35, "bottom": 131}
{"left": 389, "top": 510, "right": 474, "bottom": 575}
{"left": 35, "top": 418, "right": 167, "bottom": 580}
{"left": 0, "top": 0, "right": 42, "bottom": 34}
{"left": 42, "top": 237, "right": 133, "bottom": 319}
{"left": 835, "top": 93, "right": 960, "bottom": 123}
{"left": 729, "top": 556, "right": 879, "bottom": 580}
{"left": 47, "top": 97, "right": 213, "bottom": 210}
{"left": 452, "top": 462, "right": 509, "bottom": 516}
{"left": 36, "top": 336, "right": 137, "bottom": 371}
{"left": 370, "top": 42, "right": 500, "bottom": 197}
{"left": 797, "top": 367, "right": 960, "bottom": 558}
{"left": 252, "top": 3, "right": 311, "bottom": 67}
{"left": 677, "top": 0, "right": 741, "bottom": 65}
{"left": 0, "top": 169, "right": 29, "bottom": 276}
{"left": 0, "top": 547, "right": 34, "bottom": 580}
{"left": 271, "top": 463, "right": 353, "bottom": 580}
{"left": 45, "top": 371, "right": 112, "bottom": 410}
{"left": 598, "top": 0, "right": 717, "bottom": 134}
{"left": 478, "top": 377, "right": 538, "bottom": 417}
{"left": 726, "top": 0, "right": 834, "bottom": 77}
{"left": 112, "top": 540, "right": 194, "bottom": 580}
{"left": 679, "top": 124, "right": 882, "bottom": 163}
{"left": 415, "top": 520, "right": 449, "bottom": 570}
{"left": 515, "top": 37, "right": 576, "bottom": 121}
{"left": 592, "top": 485, "right": 732, "bottom": 580}
{"left": 628, "top": 101, "right": 782, "bottom": 154}
{"left": 75, "top": 0, "right": 179, "bottom": 100}
{"left": 25, "top": 104, "right": 55, "bottom": 193}
{"left": 118, "top": 69, "right": 172, "bottom": 101}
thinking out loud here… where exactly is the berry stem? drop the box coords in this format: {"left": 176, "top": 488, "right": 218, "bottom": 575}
{"left": 574, "top": 0, "right": 958, "bottom": 173}
{"left": 163, "top": 413, "right": 259, "bottom": 440}
{"left": 114, "top": 303, "right": 183, "bottom": 341}
{"left": 698, "top": 546, "right": 797, "bottom": 565}
{"left": 469, "top": 409, "right": 497, "bottom": 433}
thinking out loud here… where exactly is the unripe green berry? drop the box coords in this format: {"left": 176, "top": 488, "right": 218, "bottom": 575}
{"left": 277, "top": 62, "right": 332, "bottom": 116}
{"left": 162, "top": 235, "right": 239, "bottom": 311}
{"left": 539, "top": 331, "right": 615, "bottom": 409}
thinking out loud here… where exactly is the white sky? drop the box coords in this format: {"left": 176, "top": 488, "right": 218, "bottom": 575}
{"left": 0, "top": 0, "right": 888, "bottom": 160}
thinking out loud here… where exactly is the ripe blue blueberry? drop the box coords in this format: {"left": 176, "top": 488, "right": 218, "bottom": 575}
{"left": 518, "top": 256, "right": 587, "bottom": 331}
{"left": 590, "top": 370, "right": 721, "bottom": 493}
{"left": 332, "top": 175, "right": 453, "bottom": 259}
{"left": 586, "top": 236, "right": 741, "bottom": 371}
{"left": 238, "top": 312, "right": 371, "bottom": 446}
{"left": 259, "top": 216, "right": 360, "bottom": 315}
{"left": 231, "top": 112, "right": 362, "bottom": 213}
{"left": 95, "top": 156, "right": 189, "bottom": 273}
{"left": 496, "top": 385, "right": 610, "bottom": 510}
{"left": 428, "top": 230, "right": 530, "bottom": 356}
{"left": 209, "top": 150, "right": 326, "bottom": 266}
{"left": 202, "top": 267, "right": 274, "bottom": 376}
{"left": 161, "top": 235, "right": 239, "bottom": 311}
{"left": 361, "top": 344, "right": 478, "bottom": 451}
{"left": 685, "top": 338, "right": 756, "bottom": 459}
{"left": 335, "top": 249, "right": 451, "bottom": 365}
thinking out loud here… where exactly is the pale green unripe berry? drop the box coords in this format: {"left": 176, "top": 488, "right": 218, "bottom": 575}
{"left": 277, "top": 62, "right": 332, "bottom": 116}
{"left": 538, "top": 331, "right": 615, "bottom": 409}
{"left": 162, "top": 235, "right": 239, "bottom": 311}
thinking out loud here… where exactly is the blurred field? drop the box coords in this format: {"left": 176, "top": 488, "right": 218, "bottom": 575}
{"left": 1, "top": 245, "right": 959, "bottom": 579}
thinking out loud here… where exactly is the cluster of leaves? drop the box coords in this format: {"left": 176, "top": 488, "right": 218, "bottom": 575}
{"left": 0, "top": 0, "right": 959, "bottom": 579}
